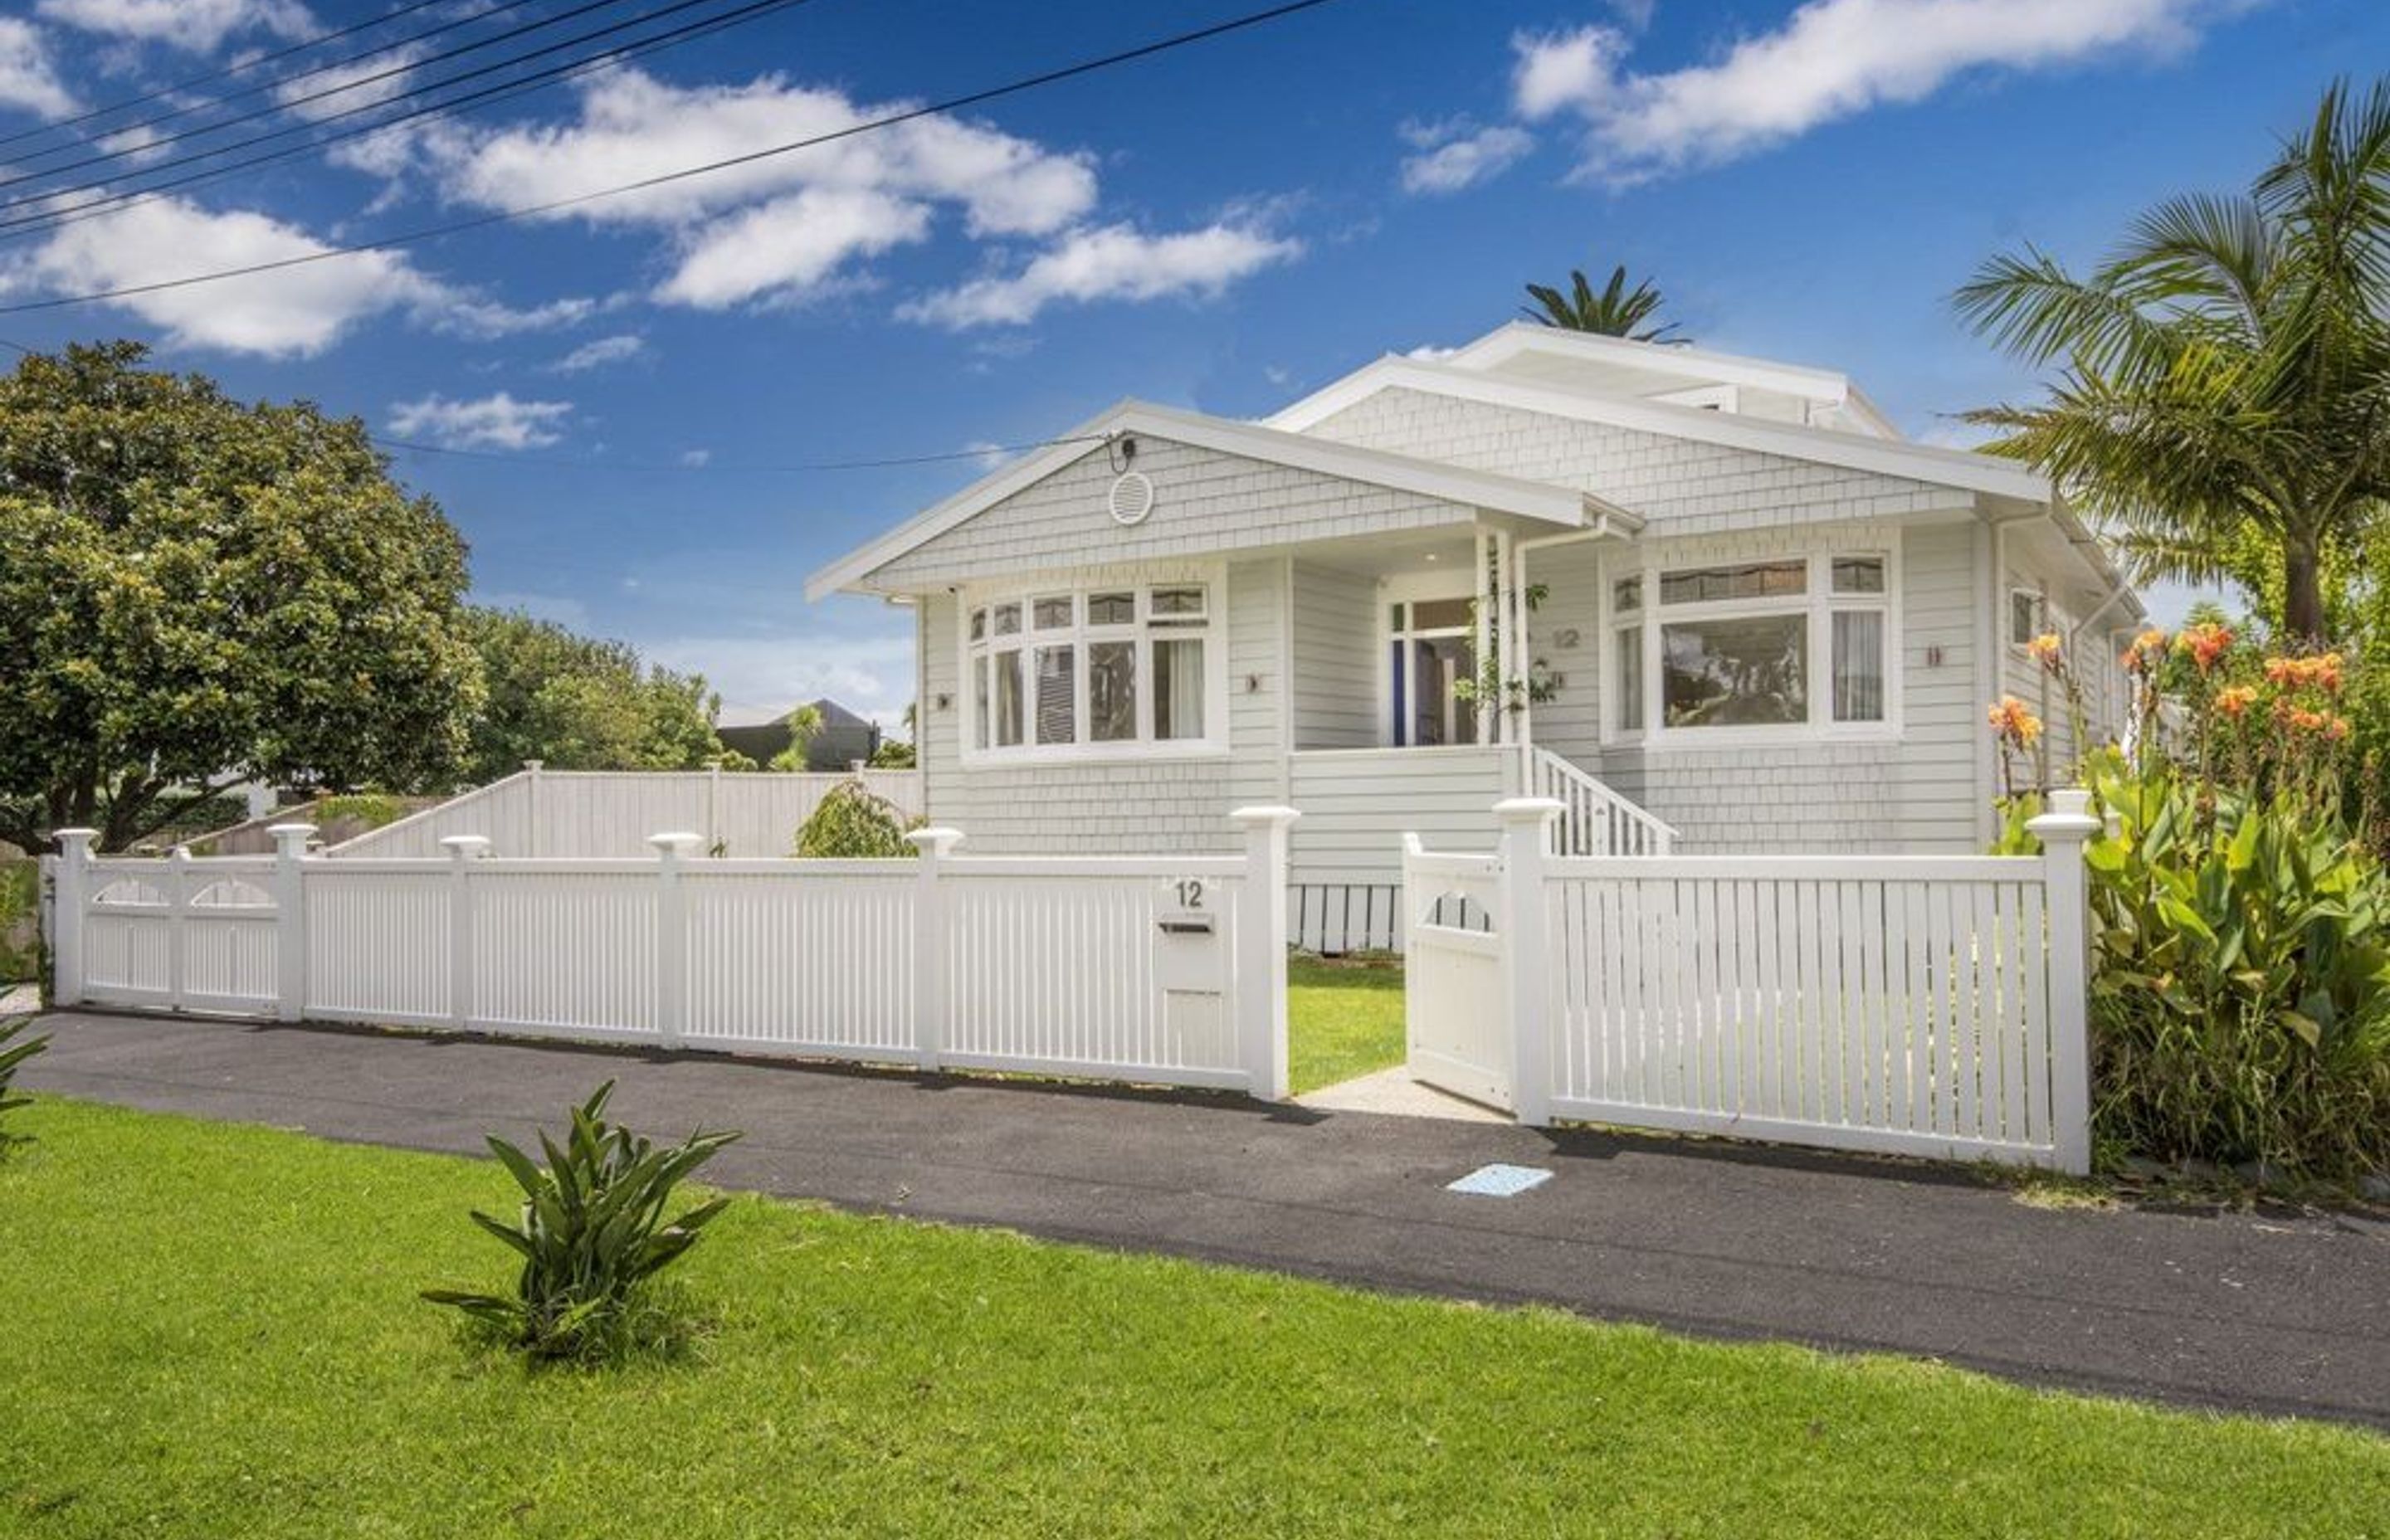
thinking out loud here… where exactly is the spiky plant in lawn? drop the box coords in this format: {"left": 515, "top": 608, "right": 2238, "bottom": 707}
{"left": 0, "top": 1017, "right": 51, "bottom": 1139}
{"left": 423, "top": 1081, "right": 740, "bottom": 1360}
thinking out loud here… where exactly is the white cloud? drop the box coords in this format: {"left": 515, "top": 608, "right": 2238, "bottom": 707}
{"left": 642, "top": 630, "right": 915, "bottom": 724}
{"left": 5, "top": 197, "right": 427, "bottom": 355}
{"left": 963, "top": 440, "right": 1014, "bottom": 471}
{"left": 902, "top": 221, "right": 1300, "bottom": 329}
{"left": 0, "top": 19, "right": 77, "bottom": 118}
{"left": 38, "top": 0, "right": 312, "bottom": 54}
{"left": 0, "top": 195, "right": 596, "bottom": 356}
{"left": 549, "top": 333, "right": 647, "bottom": 373}
{"left": 276, "top": 41, "right": 425, "bottom": 122}
{"left": 678, "top": 447, "right": 710, "bottom": 467}
{"left": 1397, "top": 119, "right": 1535, "bottom": 194}
{"left": 388, "top": 391, "right": 573, "bottom": 451}
{"left": 1512, "top": 0, "right": 2248, "bottom": 183}
{"left": 383, "top": 69, "right": 1099, "bottom": 309}
{"left": 655, "top": 186, "right": 930, "bottom": 309}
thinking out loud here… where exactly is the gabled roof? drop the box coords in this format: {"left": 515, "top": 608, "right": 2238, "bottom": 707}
{"left": 805, "top": 398, "right": 1634, "bottom": 600}
{"left": 1266, "top": 355, "right": 2055, "bottom": 505}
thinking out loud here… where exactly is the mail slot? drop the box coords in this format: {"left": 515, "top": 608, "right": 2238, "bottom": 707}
{"left": 1158, "top": 916, "right": 1213, "bottom": 936}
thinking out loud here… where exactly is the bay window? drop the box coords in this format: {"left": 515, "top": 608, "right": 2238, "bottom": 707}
{"left": 964, "top": 579, "right": 1217, "bottom": 758}
{"left": 1607, "top": 548, "right": 1895, "bottom": 742}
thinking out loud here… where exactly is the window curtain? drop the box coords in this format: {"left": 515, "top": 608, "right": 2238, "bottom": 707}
{"left": 1832, "top": 610, "right": 1885, "bottom": 723}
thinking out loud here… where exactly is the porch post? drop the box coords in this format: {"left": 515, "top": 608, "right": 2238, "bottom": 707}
{"left": 1473, "top": 529, "right": 1495, "bottom": 744}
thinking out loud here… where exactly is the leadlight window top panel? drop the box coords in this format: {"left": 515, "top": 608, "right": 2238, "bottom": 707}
{"left": 1659, "top": 560, "right": 1807, "bottom": 606}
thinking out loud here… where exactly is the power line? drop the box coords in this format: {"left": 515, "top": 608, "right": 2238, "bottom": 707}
{"left": 0, "top": 0, "right": 664, "bottom": 201}
{"left": 0, "top": 0, "right": 471, "bottom": 154}
{"left": 0, "top": 0, "right": 1354, "bottom": 320}
{"left": 0, "top": 0, "right": 812, "bottom": 243}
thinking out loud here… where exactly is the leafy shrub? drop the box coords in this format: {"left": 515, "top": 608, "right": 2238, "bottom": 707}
{"left": 0, "top": 1016, "right": 51, "bottom": 1137}
{"left": 1997, "top": 626, "right": 2390, "bottom": 1182}
{"left": 422, "top": 1082, "right": 740, "bottom": 1360}
{"left": 793, "top": 778, "right": 916, "bottom": 859}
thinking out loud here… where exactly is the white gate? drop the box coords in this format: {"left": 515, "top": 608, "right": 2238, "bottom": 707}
{"left": 1401, "top": 796, "right": 2099, "bottom": 1171}
{"left": 1400, "top": 835, "right": 1512, "bottom": 1110}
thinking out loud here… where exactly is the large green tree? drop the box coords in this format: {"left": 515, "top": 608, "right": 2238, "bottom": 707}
{"left": 1954, "top": 78, "right": 2390, "bottom": 641}
{"left": 0, "top": 342, "right": 481, "bottom": 852}
{"left": 461, "top": 607, "right": 726, "bottom": 782}
{"left": 1520, "top": 263, "right": 1687, "bottom": 343}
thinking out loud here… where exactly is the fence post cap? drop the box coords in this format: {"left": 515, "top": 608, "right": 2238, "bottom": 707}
{"left": 646, "top": 831, "right": 704, "bottom": 854}
{"left": 2026, "top": 787, "right": 2101, "bottom": 841}
{"left": 266, "top": 821, "right": 317, "bottom": 839}
{"left": 905, "top": 826, "right": 966, "bottom": 855}
{"left": 439, "top": 834, "right": 492, "bottom": 858}
{"left": 1491, "top": 796, "right": 1566, "bottom": 826}
{"left": 522, "top": 759, "right": 544, "bottom": 772}
{"left": 1227, "top": 805, "right": 1302, "bottom": 830}
{"left": 52, "top": 827, "right": 98, "bottom": 850}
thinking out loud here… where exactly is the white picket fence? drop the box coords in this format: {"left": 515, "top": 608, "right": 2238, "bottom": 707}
{"left": 1404, "top": 794, "right": 2098, "bottom": 1171}
{"left": 48, "top": 808, "right": 1298, "bottom": 1098}
{"left": 326, "top": 763, "right": 926, "bottom": 859}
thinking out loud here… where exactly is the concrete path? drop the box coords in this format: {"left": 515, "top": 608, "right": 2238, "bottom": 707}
{"left": 22, "top": 1008, "right": 2390, "bottom": 1429}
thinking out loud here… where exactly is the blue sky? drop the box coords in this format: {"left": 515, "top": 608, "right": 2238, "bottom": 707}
{"left": 0, "top": 0, "right": 2375, "bottom": 727}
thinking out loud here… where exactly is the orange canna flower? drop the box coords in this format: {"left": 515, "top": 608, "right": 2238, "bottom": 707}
{"left": 2327, "top": 714, "right": 2354, "bottom": 741}
{"left": 1987, "top": 694, "right": 2043, "bottom": 750}
{"left": 2214, "top": 685, "right": 2260, "bottom": 719}
{"left": 2174, "top": 621, "right": 2232, "bottom": 674}
{"left": 2123, "top": 628, "right": 2169, "bottom": 673}
{"left": 2027, "top": 632, "right": 2066, "bottom": 671}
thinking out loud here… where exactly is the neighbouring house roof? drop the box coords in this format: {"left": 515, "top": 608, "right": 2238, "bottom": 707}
{"left": 804, "top": 399, "right": 1635, "bottom": 600}
{"left": 717, "top": 699, "right": 880, "bottom": 768}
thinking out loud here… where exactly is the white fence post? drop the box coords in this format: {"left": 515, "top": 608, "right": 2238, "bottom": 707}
{"left": 523, "top": 759, "right": 544, "bottom": 857}
{"left": 50, "top": 828, "right": 96, "bottom": 1008}
{"left": 1495, "top": 797, "right": 1564, "bottom": 1126}
{"left": 440, "top": 835, "right": 490, "bottom": 1031}
{"left": 905, "top": 827, "right": 965, "bottom": 1072}
{"left": 1229, "top": 805, "right": 1301, "bottom": 1101}
{"left": 2027, "top": 787, "right": 2100, "bottom": 1175}
{"left": 165, "top": 845, "right": 193, "bottom": 1013}
{"left": 649, "top": 831, "right": 701, "bottom": 1050}
{"left": 268, "top": 823, "right": 315, "bottom": 1022}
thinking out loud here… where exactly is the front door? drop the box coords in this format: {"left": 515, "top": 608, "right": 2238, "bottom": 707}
{"left": 1387, "top": 594, "right": 1480, "bottom": 747}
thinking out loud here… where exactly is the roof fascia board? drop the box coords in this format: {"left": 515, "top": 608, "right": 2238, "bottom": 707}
{"left": 1270, "top": 358, "right": 2055, "bottom": 504}
{"left": 805, "top": 398, "right": 1599, "bottom": 600}
{"left": 1448, "top": 323, "right": 1854, "bottom": 404}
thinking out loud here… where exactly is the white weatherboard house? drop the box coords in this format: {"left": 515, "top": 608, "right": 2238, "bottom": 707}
{"left": 808, "top": 325, "right": 2141, "bottom": 948}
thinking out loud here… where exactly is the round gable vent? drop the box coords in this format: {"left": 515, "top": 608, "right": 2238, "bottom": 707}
{"left": 1108, "top": 470, "right": 1155, "bottom": 526}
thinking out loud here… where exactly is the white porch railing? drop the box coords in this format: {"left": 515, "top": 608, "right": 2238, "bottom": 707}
{"left": 325, "top": 763, "right": 927, "bottom": 860}
{"left": 1402, "top": 793, "right": 2099, "bottom": 1172}
{"left": 47, "top": 807, "right": 1299, "bottom": 1099}
{"left": 1530, "top": 748, "right": 1675, "bottom": 857}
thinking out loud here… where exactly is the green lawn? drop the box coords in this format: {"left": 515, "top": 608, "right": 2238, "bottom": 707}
{"left": 3, "top": 1099, "right": 2384, "bottom": 1538}
{"left": 1287, "top": 953, "right": 1406, "bottom": 1094}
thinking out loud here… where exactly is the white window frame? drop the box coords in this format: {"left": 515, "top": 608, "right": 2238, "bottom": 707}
{"left": 1600, "top": 539, "right": 1902, "bottom": 748}
{"left": 1378, "top": 571, "right": 1482, "bottom": 748}
{"left": 957, "top": 564, "right": 1230, "bottom": 766}
{"left": 2007, "top": 586, "right": 2049, "bottom": 649}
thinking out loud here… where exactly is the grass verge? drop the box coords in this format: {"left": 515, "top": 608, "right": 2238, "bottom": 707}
{"left": 1287, "top": 953, "right": 1405, "bottom": 1094}
{"left": 3, "top": 1097, "right": 2384, "bottom": 1538}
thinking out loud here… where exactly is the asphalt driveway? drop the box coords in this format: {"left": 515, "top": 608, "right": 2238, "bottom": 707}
{"left": 20, "top": 1007, "right": 2390, "bottom": 1428}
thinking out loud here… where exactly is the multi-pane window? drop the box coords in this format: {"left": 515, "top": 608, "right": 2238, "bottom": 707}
{"left": 1610, "top": 552, "right": 1892, "bottom": 738}
{"left": 966, "top": 583, "right": 1212, "bottom": 756}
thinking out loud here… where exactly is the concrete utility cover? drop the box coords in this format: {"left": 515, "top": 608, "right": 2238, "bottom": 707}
{"left": 1446, "top": 1163, "right": 1554, "bottom": 1197}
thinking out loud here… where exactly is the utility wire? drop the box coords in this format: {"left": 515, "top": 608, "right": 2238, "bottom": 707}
{"left": 0, "top": 0, "right": 1353, "bottom": 320}
{"left": 0, "top": 0, "right": 666, "bottom": 200}
{"left": 0, "top": 0, "right": 471, "bottom": 154}
{"left": 0, "top": 0, "right": 812, "bottom": 242}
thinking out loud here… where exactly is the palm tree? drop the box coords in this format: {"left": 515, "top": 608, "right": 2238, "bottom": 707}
{"left": 1953, "top": 78, "right": 2390, "bottom": 641}
{"left": 1520, "top": 264, "right": 1687, "bottom": 344}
